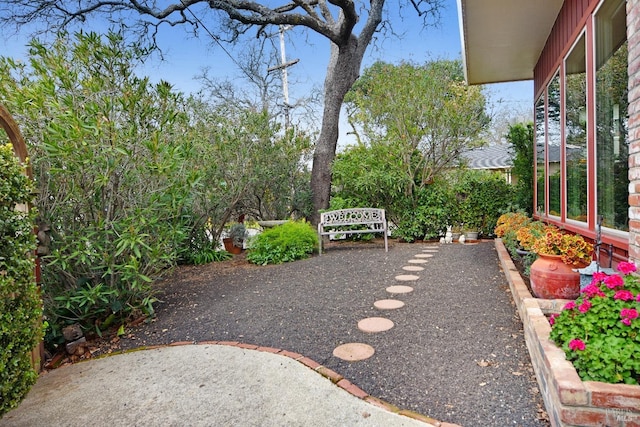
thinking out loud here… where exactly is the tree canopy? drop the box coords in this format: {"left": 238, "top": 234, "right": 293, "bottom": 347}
{"left": 0, "top": 0, "right": 444, "bottom": 224}
{"left": 344, "top": 60, "right": 489, "bottom": 195}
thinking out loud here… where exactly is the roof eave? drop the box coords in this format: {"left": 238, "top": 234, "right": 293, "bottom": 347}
{"left": 457, "top": 0, "right": 564, "bottom": 85}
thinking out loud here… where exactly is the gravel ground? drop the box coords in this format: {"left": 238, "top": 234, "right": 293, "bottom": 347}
{"left": 114, "top": 240, "right": 549, "bottom": 427}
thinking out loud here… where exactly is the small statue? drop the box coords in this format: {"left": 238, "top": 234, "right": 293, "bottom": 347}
{"left": 444, "top": 226, "right": 453, "bottom": 244}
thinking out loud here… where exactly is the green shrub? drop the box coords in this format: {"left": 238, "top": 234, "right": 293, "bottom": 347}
{"left": 452, "top": 169, "right": 515, "bottom": 236}
{"left": 0, "top": 143, "right": 42, "bottom": 417}
{"left": 247, "top": 221, "right": 318, "bottom": 265}
{"left": 184, "top": 248, "right": 232, "bottom": 265}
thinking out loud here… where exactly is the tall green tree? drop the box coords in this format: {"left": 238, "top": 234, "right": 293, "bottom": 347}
{"left": 344, "top": 60, "right": 489, "bottom": 197}
{"left": 335, "top": 60, "right": 491, "bottom": 240}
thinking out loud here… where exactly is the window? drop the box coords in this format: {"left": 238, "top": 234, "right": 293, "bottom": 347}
{"left": 595, "top": 0, "right": 628, "bottom": 231}
{"left": 547, "top": 72, "right": 561, "bottom": 217}
{"left": 535, "top": 97, "right": 545, "bottom": 215}
{"left": 565, "top": 34, "right": 587, "bottom": 223}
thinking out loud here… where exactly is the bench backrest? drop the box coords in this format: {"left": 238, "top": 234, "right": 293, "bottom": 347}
{"left": 320, "top": 208, "right": 386, "bottom": 227}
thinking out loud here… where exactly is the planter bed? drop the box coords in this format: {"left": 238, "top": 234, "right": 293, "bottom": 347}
{"left": 495, "top": 239, "right": 640, "bottom": 427}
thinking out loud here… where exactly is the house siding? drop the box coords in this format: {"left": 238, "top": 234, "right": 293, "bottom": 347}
{"left": 534, "top": 0, "right": 597, "bottom": 98}
{"left": 532, "top": 0, "right": 633, "bottom": 265}
{"left": 628, "top": 0, "right": 640, "bottom": 264}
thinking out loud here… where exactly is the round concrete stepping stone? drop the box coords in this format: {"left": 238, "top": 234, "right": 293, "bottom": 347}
{"left": 414, "top": 253, "right": 434, "bottom": 258}
{"left": 395, "top": 274, "right": 419, "bottom": 281}
{"left": 374, "top": 299, "right": 405, "bottom": 310}
{"left": 408, "top": 258, "right": 428, "bottom": 264}
{"left": 402, "top": 265, "right": 424, "bottom": 271}
{"left": 332, "top": 343, "right": 375, "bottom": 361}
{"left": 423, "top": 249, "right": 438, "bottom": 253}
{"left": 358, "top": 317, "right": 394, "bottom": 333}
{"left": 386, "top": 285, "right": 414, "bottom": 294}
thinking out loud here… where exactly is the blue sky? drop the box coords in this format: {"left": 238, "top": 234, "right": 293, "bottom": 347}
{"left": 2, "top": 0, "right": 533, "bottom": 137}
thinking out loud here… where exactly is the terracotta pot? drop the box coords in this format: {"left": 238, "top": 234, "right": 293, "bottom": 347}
{"left": 223, "top": 237, "right": 242, "bottom": 254}
{"left": 529, "top": 253, "right": 580, "bottom": 299}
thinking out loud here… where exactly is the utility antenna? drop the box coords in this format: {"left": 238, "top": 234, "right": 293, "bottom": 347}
{"left": 267, "top": 25, "right": 299, "bottom": 129}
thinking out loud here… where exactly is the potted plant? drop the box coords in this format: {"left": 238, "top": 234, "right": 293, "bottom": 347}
{"left": 531, "top": 227, "right": 593, "bottom": 267}
{"left": 462, "top": 217, "right": 482, "bottom": 242}
{"left": 529, "top": 227, "right": 594, "bottom": 299}
{"left": 549, "top": 261, "right": 640, "bottom": 385}
{"left": 494, "top": 212, "right": 532, "bottom": 257}
{"left": 514, "top": 221, "right": 551, "bottom": 252}
{"left": 223, "top": 222, "right": 246, "bottom": 254}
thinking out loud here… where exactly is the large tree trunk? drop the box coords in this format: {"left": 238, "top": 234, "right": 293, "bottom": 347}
{"left": 310, "top": 36, "right": 364, "bottom": 225}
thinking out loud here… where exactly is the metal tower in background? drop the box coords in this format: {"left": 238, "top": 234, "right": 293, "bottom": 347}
{"left": 267, "top": 25, "right": 299, "bottom": 129}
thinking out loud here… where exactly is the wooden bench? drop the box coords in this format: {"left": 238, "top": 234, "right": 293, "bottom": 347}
{"left": 317, "top": 208, "right": 388, "bottom": 255}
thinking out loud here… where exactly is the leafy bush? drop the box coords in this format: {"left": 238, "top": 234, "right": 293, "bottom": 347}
{"left": 0, "top": 143, "right": 42, "bottom": 417}
{"left": 494, "top": 212, "right": 537, "bottom": 273}
{"left": 182, "top": 248, "right": 232, "bottom": 266}
{"left": 451, "top": 169, "right": 515, "bottom": 236}
{"left": 1, "top": 32, "right": 313, "bottom": 347}
{"left": 392, "top": 180, "right": 454, "bottom": 241}
{"left": 247, "top": 221, "right": 318, "bottom": 265}
{"left": 550, "top": 262, "right": 640, "bottom": 384}
{"left": 493, "top": 212, "right": 530, "bottom": 237}
{"left": 332, "top": 143, "right": 515, "bottom": 242}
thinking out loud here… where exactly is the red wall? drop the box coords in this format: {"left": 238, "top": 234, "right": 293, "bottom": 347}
{"left": 534, "top": 0, "right": 599, "bottom": 98}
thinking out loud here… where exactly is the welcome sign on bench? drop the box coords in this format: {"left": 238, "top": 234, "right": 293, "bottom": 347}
{"left": 317, "top": 208, "right": 388, "bottom": 255}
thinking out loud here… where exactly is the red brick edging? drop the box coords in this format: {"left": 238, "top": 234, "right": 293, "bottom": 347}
{"left": 495, "top": 239, "right": 640, "bottom": 427}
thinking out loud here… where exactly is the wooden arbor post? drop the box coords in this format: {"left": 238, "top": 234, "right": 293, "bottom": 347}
{"left": 0, "top": 104, "right": 44, "bottom": 371}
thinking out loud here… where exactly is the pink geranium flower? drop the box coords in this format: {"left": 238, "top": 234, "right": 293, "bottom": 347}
{"left": 620, "top": 308, "right": 639, "bottom": 326}
{"left": 568, "top": 339, "right": 586, "bottom": 351}
{"left": 614, "top": 290, "right": 634, "bottom": 301}
{"left": 578, "top": 300, "right": 592, "bottom": 313}
{"left": 592, "top": 272, "right": 608, "bottom": 283}
{"left": 563, "top": 301, "right": 576, "bottom": 310}
{"left": 549, "top": 313, "right": 558, "bottom": 325}
{"left": 581, "top": 284, "right": 605, "bottom": 298}
{"left": 617, "top": 262, "right": 637, "bottom": 275}
{"left": 604, "top": 274, "right": 624, "bottom": 289}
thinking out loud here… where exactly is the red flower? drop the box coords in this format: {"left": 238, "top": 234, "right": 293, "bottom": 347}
{"left": 592, "top": 272, "right": 607, "bottom": 283}
{"left": 581, "top": 284, "right": 605, "bottom": 298}
{"left": 578, "top": 300, "right": 592, "bottom": 313}
{"left": 614, "top": 290, "right": 634, "bottom": 301}
{"left": 568, "top": 339, "right": 586, "bottom": 351}
{"left": 617, "top": 262, "right": 637, "bottom": 275}
{"left": 604, "top": 274, "right": 624, "bottom": 289}
{"left": 620, "top": 308, "right": 639, "bottom": 326}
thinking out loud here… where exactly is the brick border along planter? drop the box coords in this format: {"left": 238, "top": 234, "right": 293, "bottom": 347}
{"left": 495, "top": 239, "right": 640, "bottom": 427}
